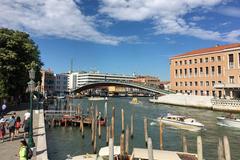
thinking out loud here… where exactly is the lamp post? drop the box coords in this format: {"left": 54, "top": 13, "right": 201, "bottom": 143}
{"left": 28, "top": 68, "right": 36, "bottom": 148}
{"left": 35, "top": 81, "right": 40, "bottom": 113}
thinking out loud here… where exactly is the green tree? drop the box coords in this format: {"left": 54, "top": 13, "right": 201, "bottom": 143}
{"left": 0, "top": 28, "right": 43, "bottom": 100}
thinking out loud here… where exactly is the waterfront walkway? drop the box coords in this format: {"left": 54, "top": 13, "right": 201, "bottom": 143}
{"left": 0, "top": 103, "right": 47, "bottom": 160}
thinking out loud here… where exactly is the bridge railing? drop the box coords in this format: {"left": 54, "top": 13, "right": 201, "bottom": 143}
{"left": 104, "top": 80, "right": 174, "bottom": 94}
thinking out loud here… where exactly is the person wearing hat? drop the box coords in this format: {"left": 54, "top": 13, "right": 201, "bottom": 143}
{"left": 19, "top": 140, "right": 28, "bottom": 160}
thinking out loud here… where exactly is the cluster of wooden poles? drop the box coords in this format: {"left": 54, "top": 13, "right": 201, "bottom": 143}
{"left": 47, "top": 105, "right": 232, "bottom": 160}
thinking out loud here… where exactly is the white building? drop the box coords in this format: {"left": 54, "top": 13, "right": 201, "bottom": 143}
{"left": 67, "top": 71, "right": 135, "bottom": 91}
{"left": 54, "top": 73, "right": 68, "bottom": 96}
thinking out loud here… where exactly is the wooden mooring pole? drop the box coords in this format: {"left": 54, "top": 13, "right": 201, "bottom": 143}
{"left": 182, "top": 135, "right": 188, "bottom": 152}
{"left": 120, "top": 133, "right": 125, "bottom": 160}
{"left": 223, "top": 136, "right": 231, "bottom": 160}
{"left": 159, "top": 121, "right": 163, "bottom": 150}
{"left": 106, "top": 125, "right": 109, "bottom": 145}
{"left": 112, "top": 107, "right": 115, "bottom": 143}
{"left": 125, "top": 125, "right": 129, "bottom": 155}
{"left": 131, "top": 113, "right": 134, "bottom": 138}
{"left": 218, "top": 138, "right": 224, "bottom": 160}
{"left": 81, "top": 116, "right": 84, "bottom": 138}
{"left": 197, "top": 136, "right": 203, "bottom": 160}
{"left": 98, "top": 119, "right": 101, "bottom": 138}
{"left": 121, "top": 109, "right": 124, "bottom": 133}
{"left": 147, "top": 138, "right": 154, "bottom": 160}
{"left": 109, "top": 138, "right": 114, "bottom": 160}
{"left": 144, "top": 117, "right": 148, "bottom": 146}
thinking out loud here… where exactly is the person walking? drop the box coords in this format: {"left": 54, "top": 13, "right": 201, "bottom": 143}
{"left": 19, "top": 140, "right": 28, "bottom": 160}
{"left": 7, "top": 115, "right": 16, "bottom": 141}
{"left": 22, "top": 117, "right": 30, "bottom": 139}
{"left": 15, "top": 116, "right": 21, "bottom": 137}
{"left": 0, "top": 117, "right": 6, "bottom": 143}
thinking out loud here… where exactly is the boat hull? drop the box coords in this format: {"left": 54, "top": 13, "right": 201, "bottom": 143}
{"left": 217, "top": 117, "right": 240, "bottom": 128}
{"left": 159, "top": 119, "right": 203, "bottom": 132}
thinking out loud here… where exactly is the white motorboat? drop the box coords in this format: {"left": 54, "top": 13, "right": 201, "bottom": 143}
{"left": 217, "top": 116, "right": 240, "bottom": 128}
{"left": 88, "top": 97, "right": 106, "bottom": 101}
{"left": 157, "top": 114, "right": 204, "bottom": 132}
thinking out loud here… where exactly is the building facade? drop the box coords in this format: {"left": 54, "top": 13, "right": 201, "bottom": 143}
{"left": 41, "top": 69, "right": 55, "bottom": 96}
{"left": 170, "top": 43, "right": 240, "bottom": 98}
{"left": 132, "top": 76, "right": 161, "bottom": 87}
{"left": 68, "top": 71, "right": 135, "bottom": 91}
{"left": 54, "top": 73, "right": 68, "bottom": 96}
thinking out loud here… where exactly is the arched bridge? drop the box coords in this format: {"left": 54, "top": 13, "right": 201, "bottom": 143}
{"left": 72, "top": 81, "right": 174, "bottom": 95}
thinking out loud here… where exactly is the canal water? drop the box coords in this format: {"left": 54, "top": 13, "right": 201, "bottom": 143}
{"left": 46, "top": 97, "right": 240, "bottom": 160}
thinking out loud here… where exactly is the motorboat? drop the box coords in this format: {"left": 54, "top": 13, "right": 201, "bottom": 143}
{"left": 88, "top": 97, "right": 105, "bottom": 101}
{"left": 157, "top": 113, "right": 204, "bottom": 131}
{"left": 216, "top": 115, "right": 240, "bottom": 128}
{"left": 129, "top": 97, "right": 142, "bottom": 105}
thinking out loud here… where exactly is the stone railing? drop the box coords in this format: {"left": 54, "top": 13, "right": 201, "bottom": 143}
{"left": 211, "top": 98, "right": 240, "bottom": 107}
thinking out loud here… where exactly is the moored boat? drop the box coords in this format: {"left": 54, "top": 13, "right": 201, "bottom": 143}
{"left": 157, "top": 113, "right": 204, "bottom": 132}
{"left": 216, "top": 116, "right": 240, "bottom": 128}
{"left": 88, "top": 97, "right": 107, "bottom": 101}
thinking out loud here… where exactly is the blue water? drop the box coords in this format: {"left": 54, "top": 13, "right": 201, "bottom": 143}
{"left": 46, "top": 97, "right": 240, "bottom": 160}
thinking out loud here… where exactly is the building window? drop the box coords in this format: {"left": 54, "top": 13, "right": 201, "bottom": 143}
{"left": 200, "top": 90, "right": 204, "bottom": 96}
{"left": 206, "top": 67, "right": 209, "bottom": 75}
{"left": 175, "top": 69, "right": 178, "bottom": 78}
{"left": 206, "top": 81, "right": 209, "bottom": 86}
{"left": 200, "top": 67, "right": 203, "bottom": 76}
{"left": 189, "top": 60, "right": 192, "bottom": 64}
{"left": 189, "top": 68, "right": 192, "bottom": 77}
{"left": 212, "top": 81, "right": 215, "bottom": 87}
{"left": 185, "top": 82, "right": 187, "bottom": 86}
{"left": 200, "top": 81, "right": 204, "bottom": 86}
{"left": 194, "top": 68, "right": 198, "bottom": 76}
{"left": 229, "top": 76, "right": 234, "bottom": 84}
{"left": 206, "top": 91, "right": 209, "bottom": 96}
{"left": 239, "top": 53, "right": 240, "bottom": 67}
{"left": 211, "top": 66, "right": 215, "bottom": 76}
{"left": 184, "top": 60, "right": 187, "bottom": 65}
{"left": 190, "top": 82, "right": 192, "bottom": 86}
{"left": 217, "top": 56, "right": 221, "bottom": 62}
{"left": 218, "top": 81, "right": 222, "bottom": 84}
{"left": 185, "top": 90, "right": 188, "bottom": 94}
{"left": 180, "top": 61, "right": 182, "bottom": 65}
{"left": 195, "top": 81, "right": 198, "bottom": 86}
{"left": 180, "top": 82, "right": 183, "bottom": 86}
{"left": 205, "top": 57, "right": 208, "bottom": 63}
{"left": 217, "top": 66, "right": 222, "bottom": 75}
{"left": 180, "top": 69, "right": 182, "bottom": 77}
{"left": 194, "top": 59, "right": 197, "bottom": 64}
{"left": 200, "top": 58, "right": 203, "bottom": 63}
{"left": 211, "top": 57, "right": 215, "bottom": 62}
{"left": 175, "top": 61, "right": 178, "bottom": 66}
{"left": 228, "top": 54, "right": 234, "bottom": 68}
{"left": 176, "top": 82, "right": 178, "bottom": 86}
{"left": 184, "top": 69, "right": 187, "bottom": 77}
{"left": 195, "top": 90, "right": 198, "bottom": 95}
{"left": 212, "top": 91, "right": 216, "bottom": 97}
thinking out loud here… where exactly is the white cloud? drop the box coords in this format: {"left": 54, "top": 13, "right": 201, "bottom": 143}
{"left": 99, "top": 0, "right": 240, "bottom": 43}
{"left": 0, "top": 0, "right": 131, "bottom": 45}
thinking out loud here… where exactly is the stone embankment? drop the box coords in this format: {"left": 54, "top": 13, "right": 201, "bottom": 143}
{"left": 150, "top": 94, "right": 213, "bottom": 109}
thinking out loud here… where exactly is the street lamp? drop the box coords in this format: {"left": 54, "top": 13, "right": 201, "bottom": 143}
{"left": 28, "top": 68, "right": 36, "bottom": 148}
{"left": 35, "top": 81, "right": 41, "bottom": 113}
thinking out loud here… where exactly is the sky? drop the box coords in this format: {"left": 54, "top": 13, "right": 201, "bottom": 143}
{"left": 0, "top": 0, "right": 240, "bottom": 80}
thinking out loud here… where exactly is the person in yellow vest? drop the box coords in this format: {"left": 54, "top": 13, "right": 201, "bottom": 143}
{"left": 19, "top": 140, "right": 28, "bottom": 160}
